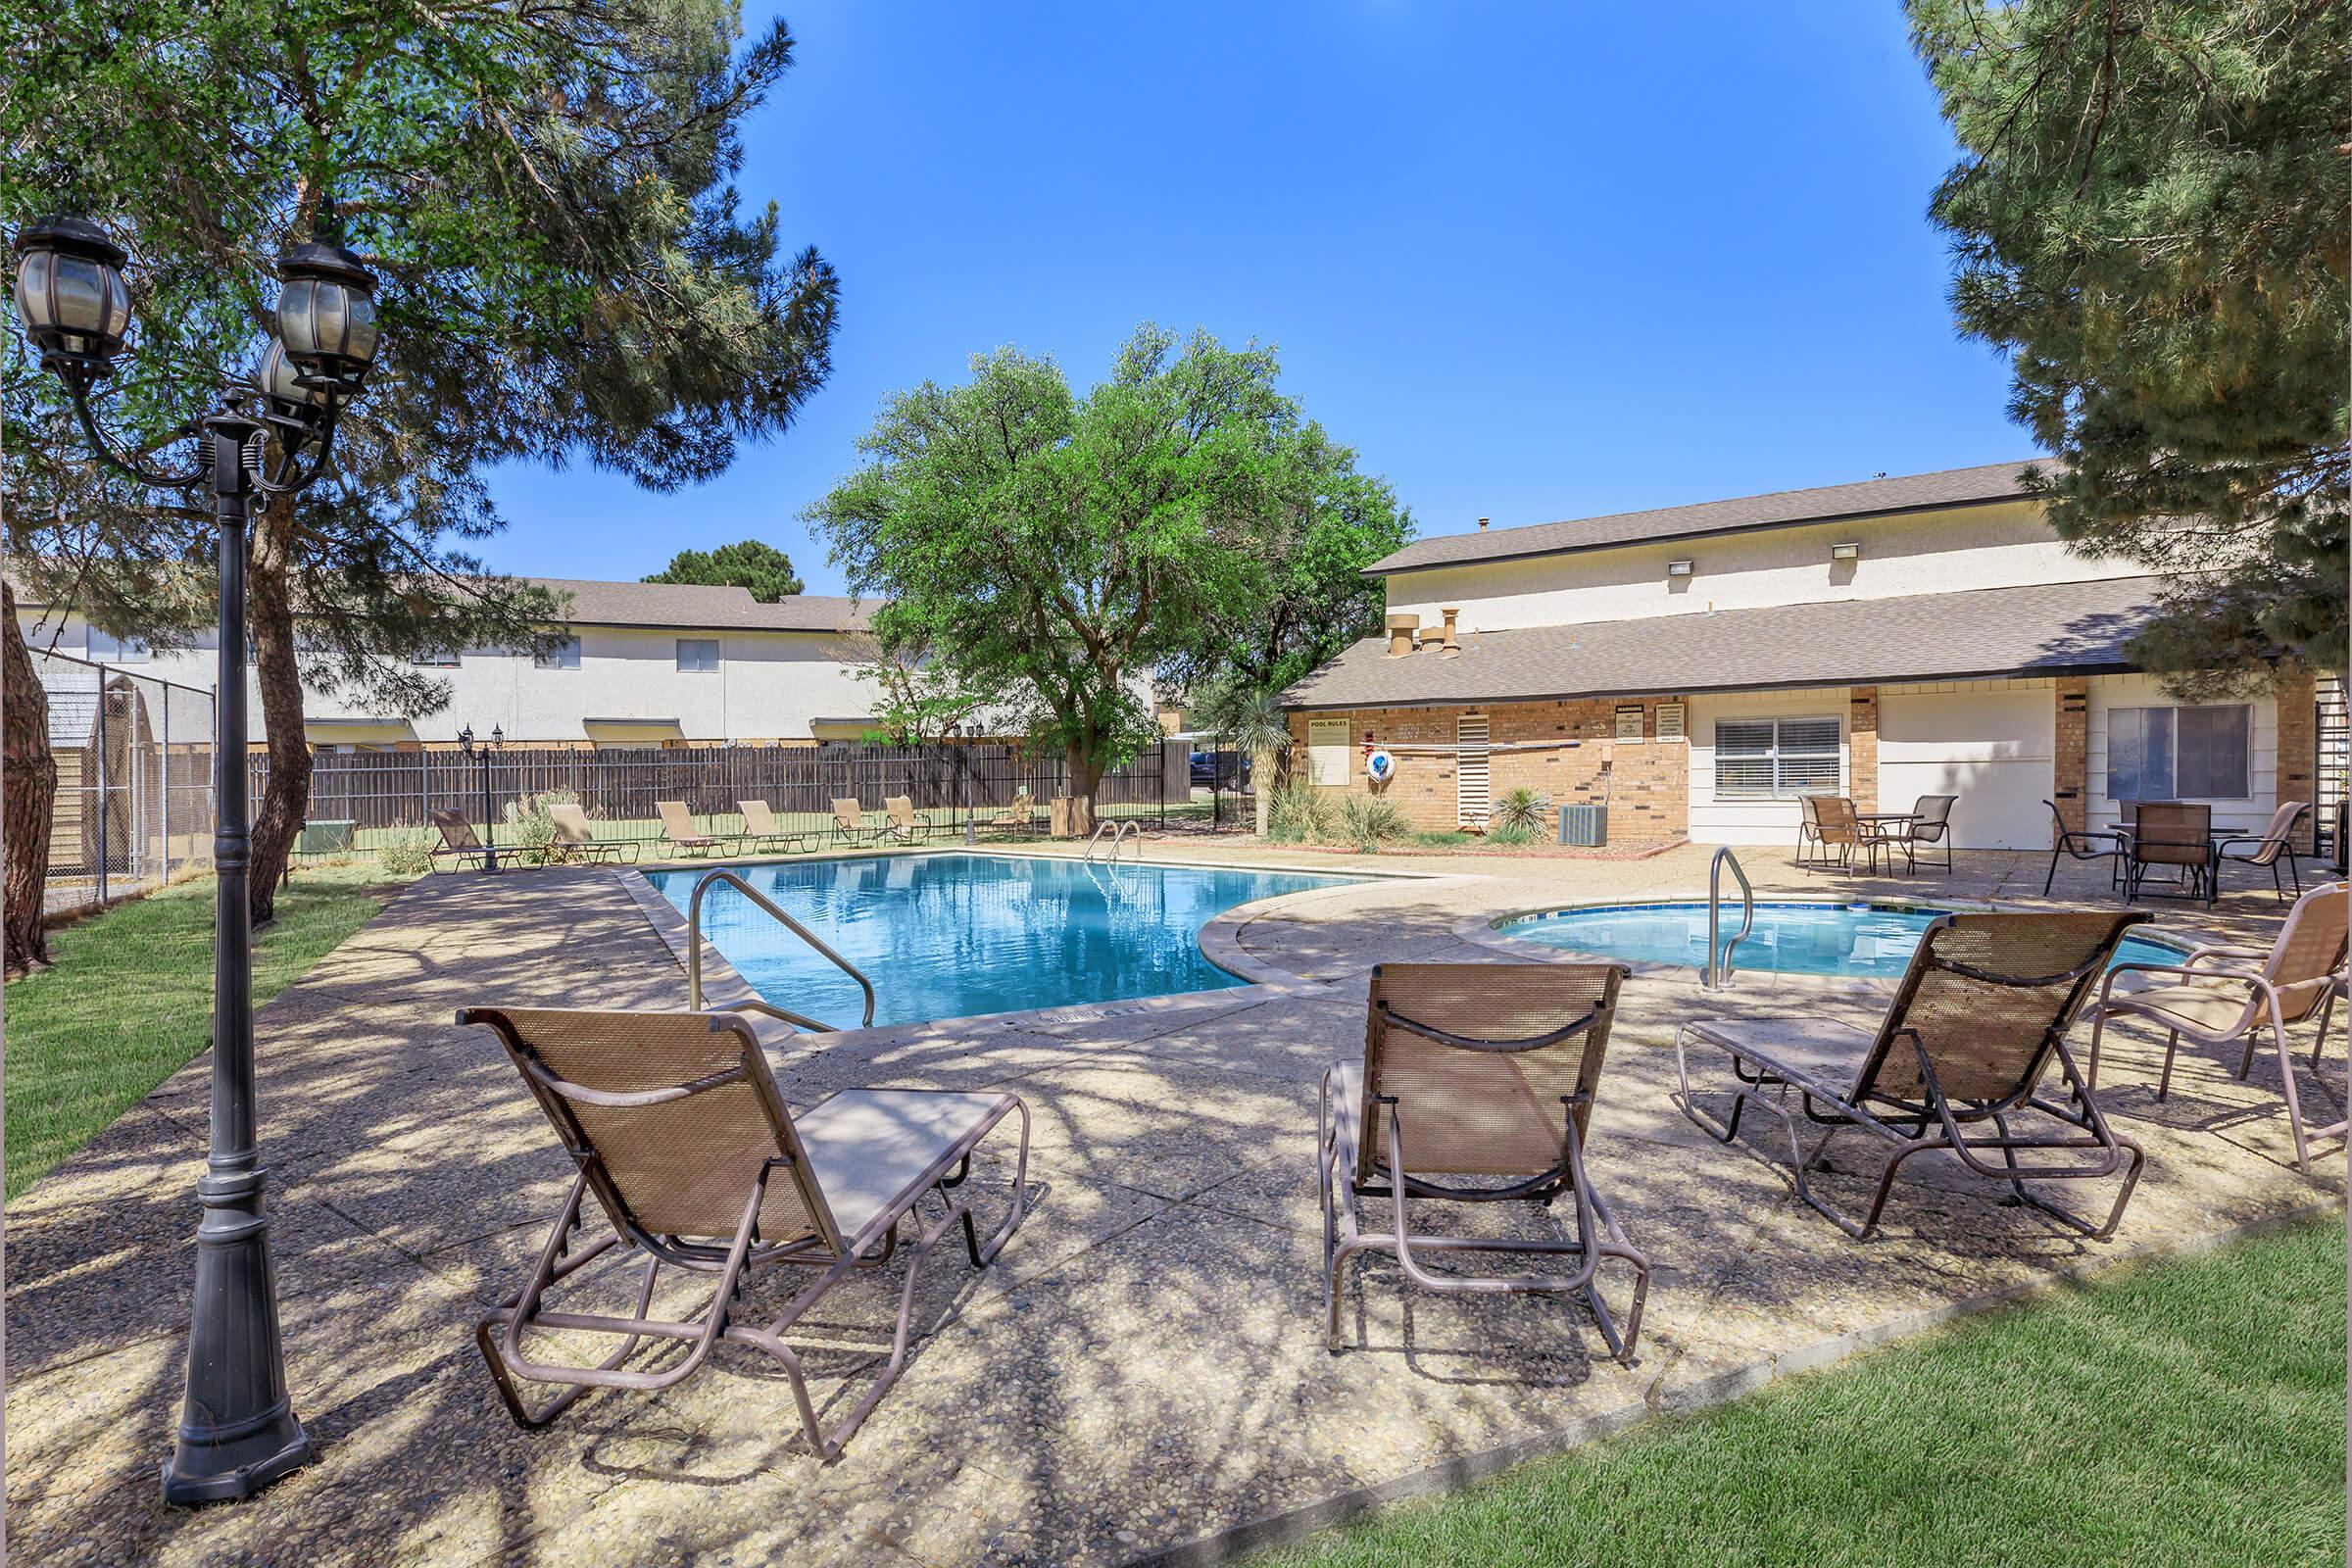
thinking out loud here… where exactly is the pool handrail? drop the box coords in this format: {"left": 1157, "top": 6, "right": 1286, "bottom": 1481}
{"left": 685, "top": 867, "right": 878, "bottom": 1033}
{"left": 1084, "top": 818, "right": 1139, "bottom": 864}
{"left": 1704, "top": 848, "right": 1754, "bottom": 989}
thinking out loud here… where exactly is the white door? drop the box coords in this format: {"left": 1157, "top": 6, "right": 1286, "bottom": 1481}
{"left": 1457, "top": 714, "right": 1491, "bottom": 828}
{"left": 1878, "top": 687, "right": 2054, "bottom": 850}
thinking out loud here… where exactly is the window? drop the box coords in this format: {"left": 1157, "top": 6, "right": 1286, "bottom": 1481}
{"left": 86, "top": 628, "right": 149, "bottom": 662}
{"left": 535, "top": 636, "right": 581, "bottom": 670}
{"left": 412, "top": 648, "right": 462, "bottom": 668}
{"left": 2108, "top": 705, "right": 2249, "bottom": 801}
{"left": 1713, "top": 715, "right": 1840, "bottom": 799}
{"left": 676, "top": 638, "right": 719, "bottom": 673}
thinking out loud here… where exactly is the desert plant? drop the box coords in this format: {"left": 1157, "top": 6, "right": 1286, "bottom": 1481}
{"left": 1266, "top": 782, "right": 1334, "bottom": 844}
{"left": 1338, "top": 795, "right": 1407, "bottom": 853}
{"left": 1491, "top": 787, "right": 1550, "bottom": 838}
{"left": 1486, "top": 822, "right": 1538, "bottom": 848}
{"left": 502, "top": 789, "right": 578, "bottom": 865}
{"left": 378, "top": 829, "right": 437, "bottom": 877}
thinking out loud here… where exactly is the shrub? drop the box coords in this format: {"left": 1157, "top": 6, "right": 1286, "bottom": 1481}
{"left": 1491, "top": 787, "right": 1550, "bottom": 838}
{"left": 1338, "top": 795, "right": 1408, "bottom": 853}
{"left": 378, "top": 829, "right": 436, "bottom": 877}
{"left": 1266, "top": 783, "right": 1333, "bottom": 844}
{"left": 1486, "top": 822, "right": 1538, "bottom": 848}
{"left": 504, "top": 789, "right": 578, "bottom": 865}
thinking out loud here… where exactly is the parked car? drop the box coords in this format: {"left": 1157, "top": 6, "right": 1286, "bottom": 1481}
{"left": 1190, "top": 749, "right": 1252, "bottom": 790}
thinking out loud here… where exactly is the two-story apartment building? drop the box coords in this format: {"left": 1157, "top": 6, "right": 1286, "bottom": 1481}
{"left": 1284, "top": 461, "right": 2321, "bottom": 852}
{"left": 19, "top": 577, "right": 886, "bottom": 749}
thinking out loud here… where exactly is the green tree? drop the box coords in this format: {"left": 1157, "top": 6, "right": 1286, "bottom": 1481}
{"left": 808, "top": 326, "right": 1309, "bottom": 810}
{"left": 3, "top": 1, "right": 839, "bottom": 921}
{"left": 645, "top": 539, "right": 807, "bottom": 601}
{"left": 1910, "top": 0, "right": 2348, "bottom": 690}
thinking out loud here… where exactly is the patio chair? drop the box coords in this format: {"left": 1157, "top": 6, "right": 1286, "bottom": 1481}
{"left": 1674, "top": 909, "right": 2151, "bottom": 1241}
{"left": 986, "top": 788, "right": 1036, "bottom": 837}
{"left": 656, "top": 800, "right": 734, "bottom": 859}
{"left": 2214, "top": 802, "right": 2310, "bottom": 906}
{"left": 883, "top": 795, "right": 938, "bottom": 845}
{"left": 832, "top": 797, "right": 888, "bottom": 848}
{"left": 458, "top": 1004, "right": 1030, "bottom": 1460}
{"left": 738, "top": 799, "right": 822, "bottom": 856}
{"left": 2041, "top": 799, "right": 2127, "bottom": 896}
{"left": 546, "top": 803, "right": 638, "bottom": 865}
{"left": 428, "top": 808, "right": 492, "bottom": 872}
{"left": 2085, "top": 880, "right": 2348, "bottom": 1172}
{"left": 1797, "top": 795, "right": 1876, "bottom": 873}
{"left": 1320, "top": 961, "right": 1650, "bottom": 1363}
{"left": 2128, "top": 802, "right": 2214, "bottom": 905}
{"left": 1892, "top": 793, "right": 1957, "bottom": 875}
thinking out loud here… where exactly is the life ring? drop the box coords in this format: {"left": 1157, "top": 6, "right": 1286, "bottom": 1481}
{"left": 1365, "top": 748, "right": 1396, "bottom": 784}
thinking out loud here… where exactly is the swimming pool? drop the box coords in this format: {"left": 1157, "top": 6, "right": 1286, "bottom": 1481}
{"left": 648, "top": 853, "right": 1355, "bottom": 1028}
{"left": 1495, "top": 901, "right": 2183, "bottom": 980}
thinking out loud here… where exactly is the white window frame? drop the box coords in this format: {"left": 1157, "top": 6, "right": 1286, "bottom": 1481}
{"left": 675, "top": 638, "right": 719, "bottom": 674}
{"left": 411, "top": 648, "right": 462, "bottom": 668}
{"left": 535, "top": 635, "right": 582, "bottom": 670}
{"left": 1712, "top": 715, "right": 1841, "bottom": 800}
{"left": 86, "top": 628, "right": 150, "bottom": 663}
{"left": 2107, "top": 704, "right": 2251, "bottom": 802}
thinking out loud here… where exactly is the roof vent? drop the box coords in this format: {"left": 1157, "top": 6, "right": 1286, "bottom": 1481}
{"left": 1477, "top": 516, "right": 1489, "bottom": 532}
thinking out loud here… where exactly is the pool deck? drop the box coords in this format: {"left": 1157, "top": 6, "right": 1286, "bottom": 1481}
{"left": 8, "top": 841, "right": 2342, "bottom": 1567}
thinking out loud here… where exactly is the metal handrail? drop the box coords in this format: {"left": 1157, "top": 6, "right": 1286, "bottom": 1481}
{"left": 685, "top": 868, "right": 877, "bottom": 1032}
{"left": 1084, "top": 818, "right": 1139, "bottom": 863}
{"left": 1703, "top": 847, "right": 1754, "bottom": 989}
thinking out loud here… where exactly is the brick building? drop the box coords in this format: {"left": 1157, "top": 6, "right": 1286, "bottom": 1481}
{"left": 1284, "top": 461, "right": 2323, "bottom": 853}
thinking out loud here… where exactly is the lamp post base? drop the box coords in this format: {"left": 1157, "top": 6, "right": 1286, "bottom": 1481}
{"left": 160, "top": 1420, "right": 314, "bottom": 1505}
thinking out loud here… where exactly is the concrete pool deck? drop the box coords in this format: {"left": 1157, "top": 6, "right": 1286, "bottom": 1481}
{"left": 7, "top": 841, "right": 2342, "bottom": 1566}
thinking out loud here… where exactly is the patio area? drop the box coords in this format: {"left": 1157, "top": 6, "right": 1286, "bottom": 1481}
{"left": 7, "top": 841, "right": 2340, "bottom": 1567}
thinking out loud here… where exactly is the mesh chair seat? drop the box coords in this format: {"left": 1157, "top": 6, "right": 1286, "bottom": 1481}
{"left": 795, "top": 1090, "right": 1013, "bottom": 1248}
{"left": 1677, "top": 1016, "right": 1877, "bottom": 1100}
{"left": 2098, "top": 973, "right": 2261, "bottom": 1036}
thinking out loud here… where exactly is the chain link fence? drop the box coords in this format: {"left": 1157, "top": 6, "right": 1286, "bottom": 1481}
{"left": 31, "top": 649, "right": 217, "bottom": 915}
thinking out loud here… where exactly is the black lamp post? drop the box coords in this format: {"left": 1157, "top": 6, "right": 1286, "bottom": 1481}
{"left": 13, "top": 211, "right": 379, "bottom": 1504}
{"left": 457, "top": 723, "right": 504, "bottom": 872}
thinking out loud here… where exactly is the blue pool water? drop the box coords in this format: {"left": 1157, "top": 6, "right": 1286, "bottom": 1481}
{"left": 1498, "top": 902, "right": 2182, "bottom": 980}
{"left": 649, "top": 853, "right": 1355, "bottom": 1028}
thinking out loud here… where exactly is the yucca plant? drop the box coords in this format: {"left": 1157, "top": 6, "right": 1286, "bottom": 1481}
{"left": 1338, "top": 795, "right": 1408, "bottom": 853}
{"left": 1491, "top": 787, "right": 1550, "bottom": 838}
{"left": 1266, "top": 782, "right": 1334, "bottom": 844}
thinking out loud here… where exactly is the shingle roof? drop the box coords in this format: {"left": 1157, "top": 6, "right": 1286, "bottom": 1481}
{"left": 530, "top": 579, "right": 874, "bottom": 633}
{"left": 1370, "top": 460, "right": 2044, "bottom": 574}
{"left": 1283, "top": 575, "right": 2170, "bottom": 710}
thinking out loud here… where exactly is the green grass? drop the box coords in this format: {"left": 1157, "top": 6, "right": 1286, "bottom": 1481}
{"left": 5, "top": 863, "right": 401, "bottom": 1198}
{"left": 1256, "top": 1218, "right": 2347, "bottom": 1568}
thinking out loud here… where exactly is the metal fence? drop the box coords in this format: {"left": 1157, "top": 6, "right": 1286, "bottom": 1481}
{"left": 260, "top": 737, "right": 1195, "bottom": 856}
{"left": 30, "top": 648, "right": 217, "bottom": 915}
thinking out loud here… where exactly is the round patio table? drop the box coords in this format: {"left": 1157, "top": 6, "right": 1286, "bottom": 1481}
{"left": 1854, "top": 811, "right": 1919, "bottom": 874}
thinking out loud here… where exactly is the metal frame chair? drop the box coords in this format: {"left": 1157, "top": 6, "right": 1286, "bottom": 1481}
{"left": 1320, "top": 962, "right": 1649, "bottom": 1365}
{"left": 655, "top": 800, "right": 737, "bottom": 859}
{"left": 427, "top": 808, "right": 492, "bottom": 872}
{"left": 1675, "top": 909, "right": 2151, "bottom": 1241}
{"left": 2041, "top": 799, "right": 2125, "bottom": 896}
{"left": 2215, "top": 801, "right": 2310, "bottom": 906}
{"left": 737, "top": 798, "right": 823, "bottom": 856}
{"left": 2127, "top": 802, "right": 2216, "bottom": 906}
{"left": 831, "top": 797, "right": 889, "bottom": 848}
{"left": 546, "top": 803, "right": 640, "bottom": 865}
{"left": 458, "top": 1005, "right": 1029, "bottom": 1461}
{"left": 1894, "top": 794, "right": 1957, "bottom": 874}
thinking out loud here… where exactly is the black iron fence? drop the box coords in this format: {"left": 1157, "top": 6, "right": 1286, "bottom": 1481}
{"left": 260, "top": 738, "right": 1193, "bottom": 854}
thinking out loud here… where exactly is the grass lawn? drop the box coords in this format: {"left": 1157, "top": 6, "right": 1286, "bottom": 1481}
{"left": 5, "top": 862, "right": 403, "bottom": 1198}
{"left": 1256, "top": 1218, "right": 2347, "bottom": 1568}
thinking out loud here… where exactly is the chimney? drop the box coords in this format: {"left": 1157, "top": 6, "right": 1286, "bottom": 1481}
{"left": 1385, "top": 612, "right": 1419, "bottom": 658}
{"left": 1440, "top": 606, "right": 1461, "bottom": 656}
{"left": 1477, "top": 516, "right": 1490, "bottom": 532}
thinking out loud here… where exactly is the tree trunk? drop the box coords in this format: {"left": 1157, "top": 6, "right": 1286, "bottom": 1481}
{"left": 3, "top": 576, "right": 58, "bottom": 974}
{"left": 245, "top": 499, "right": 308, "bottom": 926}
{"left": 1059, "top": 740, "right": 1106, "bottom": 838}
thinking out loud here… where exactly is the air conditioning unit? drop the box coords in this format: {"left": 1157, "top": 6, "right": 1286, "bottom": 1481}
{"left": 1558, "top": 804, "right": 1607, "bottom": 848}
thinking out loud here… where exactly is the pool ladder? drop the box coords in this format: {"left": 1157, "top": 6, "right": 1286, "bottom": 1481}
{"left": 1703, "top": 847, "right": 1754, "bottom": 990}
{"left": 1084, "top": 818, "right": 1139, "bottom": 863}
{"left": 685, "top": 868, "right": 876, "bottom": 1034}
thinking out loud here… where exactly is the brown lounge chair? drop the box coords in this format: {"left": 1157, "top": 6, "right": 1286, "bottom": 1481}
{"left": 2126, "top": 801, "right": 2214, "bottom": 905}
{"left": 656, "top": 800, "right": 736, "bottom": 859}
{"left": 1675, "top": 909, "right": 2151, "bottom": 1240}
{"left": 986, "top": 788, "right": 1036, "bottom": 837}
{"left": 2086, "top": 880, "right": 2347, "bottom": 1172}
{"left": 458, "top": 1005, "right": 1030, "bottom": 1460}
{"left": 546, "top": 803, "right": 638, "bottom": 865}
{"left": 428, "top": 808, "right": 492, "bottom": 872}
{"left": 1320, "top": 962, "right": 1650, "bottom": 1364}
{"left": 2214, "top": 801, "right": 2312, "bottom": 905}
{"left": 738, "top": 799, "right": 821, "bottom": 856}
{"left": 1797, "top": 795, "right": 1880, "bottom": 873}
{"left": 832, "top": 797, "right": 887, "bottom": 848}
{"left": 883, "top": 795, "right": 938, "bottom": 845}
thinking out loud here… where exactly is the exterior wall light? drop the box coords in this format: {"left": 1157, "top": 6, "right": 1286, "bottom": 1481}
{"left": 1831, "top": 541, "right": 1862, "bottom": 563}
{"left": 1666, "top": 559, "right": 1694, "bottom": 578}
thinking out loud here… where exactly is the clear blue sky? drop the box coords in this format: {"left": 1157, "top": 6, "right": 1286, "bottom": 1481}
{"left": 478, "top": 3, "right": 2034, "bottom": 595}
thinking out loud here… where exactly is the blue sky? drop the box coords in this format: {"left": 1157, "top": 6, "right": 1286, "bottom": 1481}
{"left": 479, "top": 3, "right": 2034, "bottom": 595}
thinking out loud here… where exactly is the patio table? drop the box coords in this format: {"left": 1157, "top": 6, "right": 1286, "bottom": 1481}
{"left": 1853, "top": 811, "right": 1918, "bottom": 875}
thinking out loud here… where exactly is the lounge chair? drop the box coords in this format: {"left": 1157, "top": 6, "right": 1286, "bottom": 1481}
{"left": 2041, "top": 799, "right": 2127, "bottom": 896}
{"left": 1891, "top": 793, "right": 1957, "bottom": 874}
{"left": 986, "top": 789, "right": 1036, "bottom": 837}
{"left": 1675, "top": 909, "right": 2151, "bottom": 1240}
{"left": 2215, "top": 801, "right": 2311, "bottom": 905}
{"left": 656, "top": 800, "right": 735, "bottom": 859}
{"left": 2086, "top": 881, "right": 2347, "bottom": 1172}
{"left": 2126, "top": 801, "right": 2214, "bottom": 905}
{"left": 832, "top": 797, "right": 887, "bottom": 848}
{"left": 738, "top": 799, "right": 822, "bottom": 856}
{"left": 1320, "top": 961, "right": 1649, "bottom": 1363}
{"left": 457, "top": 1005, "right": 1030, "bottom": 1459}
{"left": 428, "top": 808, "right": 492, "bottom": 872}
{"left": 546, "top": 803, "right": 638, "bottom": 865}
{"left": 883, "top": 795, "right": 938, "bottom": 845}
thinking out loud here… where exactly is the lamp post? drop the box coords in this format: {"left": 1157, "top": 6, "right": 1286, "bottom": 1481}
{"left": 457, "top": 723, "right": 504, "bottom": 872}
{"left": 13, "top": 211, "right": 379, "bottom": 1504}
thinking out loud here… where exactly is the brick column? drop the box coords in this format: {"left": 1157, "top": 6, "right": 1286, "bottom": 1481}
{"left": 2053, "top": 679, "right": 2090, "bottom": 836}
{"left": 1846, "top": 687, "right": 1878, "bottom": 812}
{"left": 2274, "top": 663, "right": 2319, "bottom": 853}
